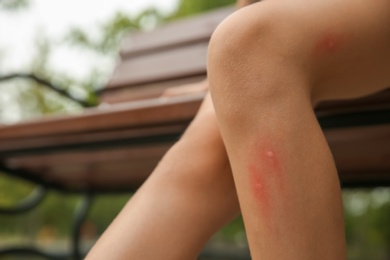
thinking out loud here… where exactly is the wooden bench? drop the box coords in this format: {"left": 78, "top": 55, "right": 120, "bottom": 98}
{"left": 0, "top": 5, "right": 389, "bottom": 259}
{"left": 1, "top": 6, "right": 390, "bottom": 194}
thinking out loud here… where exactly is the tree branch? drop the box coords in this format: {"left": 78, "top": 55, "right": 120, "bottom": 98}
{"left": 0, "top": 73, "right": 97, "bottom": 108}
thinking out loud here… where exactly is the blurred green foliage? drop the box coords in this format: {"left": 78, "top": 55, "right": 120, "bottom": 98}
{"left": 0, "top": 173, "right": 130, "bottom": 239}
{"left": 0, "top": 0, "right": 28, "bottom": 11}
{"left": 343, "top": 189, "right": 390, "bottom": 259}
{"left": 64, "top": 0, "right": 235, "bottom": 57}
{"left": 171, "top": 0, "right": 235, "bottom": 20}
{"left": 65, "top": 12, "right": 143, "bottom": 55}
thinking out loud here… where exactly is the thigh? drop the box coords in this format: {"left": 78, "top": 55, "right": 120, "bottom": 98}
{"left": 298, "top": 0, "right": 390, "bottom": 101}
{"left": 255, "top": 0, "right": 390, "bottom": 101}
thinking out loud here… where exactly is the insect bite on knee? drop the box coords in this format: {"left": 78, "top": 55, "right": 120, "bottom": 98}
{"left": 312, "top": 32, "right": 347, "bottom": 57}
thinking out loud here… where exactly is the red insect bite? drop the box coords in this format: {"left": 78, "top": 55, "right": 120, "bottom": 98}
{"left": 248, "top": 161, "right": 270, "bottom": 213}
{"left": 248, "top": 147, "right": 284, "bottom": 218}
{"left": 313, "top": 32, "right": 346, "bottom": 57}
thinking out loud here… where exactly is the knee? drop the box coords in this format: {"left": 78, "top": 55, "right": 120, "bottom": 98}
{"left": 208, "top": 3, "right": 311, "bottom": 112}
{"left": 209, "top": 3, "right": 306, "bottom": 87}
{"left": 208, "top": 3, "right": 276, "bottom": 80}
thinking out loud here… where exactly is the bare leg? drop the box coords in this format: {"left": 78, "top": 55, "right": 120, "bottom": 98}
{"left": 86, "top": 93, "right": 240, "bottom": 260}
{"left": 87, "top": 1, "right": 265, "bottom": 258}
{"left": 208, "top": 0, "right": 390, "bottom": 259}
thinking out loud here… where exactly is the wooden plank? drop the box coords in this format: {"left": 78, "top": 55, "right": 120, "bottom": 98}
{"left": 100, "top": 76, "right": 205, "bottom": 104}
{"left": 2, "top": 91, "right": 388, "bottom": 141}
{"left": 120, "top": 6, "right": 233, "bottom": 57}
{"left": 26, "top": 166, "right": 153, "bottom": 191}
{"left": 107, "top": 43, "right": 208, "bottom": 89}
{"left": 0, "top": 125, "right": 184, "bottom": 153}
{"left": 0, "top": 94, "right": 204, "bottom": 140}
{"left": 18, "top": 158, "right": 159, "bottom": 191}
{"left": 45, "top": 159, "right": 157, "bottom": 180}
{"left": 316, "top": 89, "right": 390, "bottom": 116}
{"left": 326, "top": 124, "right": 390, "bottom": 175}
{"left": 11, "top": 124, "right": 387, "bottom": 176}
{"left": 6, "top": 145, "right": 171, "bottom": 168}
{"left": 2, "top": 124, "right": 389, "bottom": 191}
{"left": 0, "top": 91, "right": 389, "bottom": 155}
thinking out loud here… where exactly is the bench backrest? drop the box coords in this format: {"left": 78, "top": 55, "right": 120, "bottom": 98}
{"left": 100, "top": 6, "right": 234, "bottom": 103}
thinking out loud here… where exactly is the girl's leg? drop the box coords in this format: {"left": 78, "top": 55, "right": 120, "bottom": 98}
{"left": 208, "top": 0, "right": 390, "bottom": 259}
{"left": 86, "top": 93, "right": 240, "bottom": 260}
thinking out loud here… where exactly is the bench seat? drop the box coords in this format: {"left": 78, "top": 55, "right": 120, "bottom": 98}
{"left": 1, "top": 92, "right": 389, "bottom": 192}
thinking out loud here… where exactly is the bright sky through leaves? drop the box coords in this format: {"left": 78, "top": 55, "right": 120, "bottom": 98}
{"left": 0, "top": 0, "right": 177, "bottom": 75}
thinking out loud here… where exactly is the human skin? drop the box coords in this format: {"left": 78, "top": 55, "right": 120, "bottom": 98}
{"left": 86, "top": 92, "right": 240, "bottom": 260}
{"left": 86, "top": 2, "right": 257, "bottom": 259}
{"left": 208, "top": 0, "right": 390, "bottom": 259}
{"left": 86, "top": 89, "right": 246, "bottom": 260}
{"left": 236, "top": 0, "right": 258, "bottom": 8}
{"left": 87, "top": 0, "right": 390, "bottom": 258}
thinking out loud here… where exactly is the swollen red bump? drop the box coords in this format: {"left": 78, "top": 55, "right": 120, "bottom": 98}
{"left": 313, "top": 32, "right": 346, "bottom": 57}
{"left": 266, "top": 151, "right": 274, "bottom": 158}
{"left": 248, "top": 162, "right": 270, "bottom": 214}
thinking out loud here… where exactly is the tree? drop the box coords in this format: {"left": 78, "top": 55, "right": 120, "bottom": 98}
{"left": 170, "top": 0, "right": 235, "bottom": 20}
{"left": 0, "top": 0, "right": 28, "bottom": 11}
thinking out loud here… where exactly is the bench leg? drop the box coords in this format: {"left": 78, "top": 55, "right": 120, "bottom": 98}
{"left": 0, "top": 186, "right": 47, "bottom": 214}
{"left": 72, "top": 193, "right": 93, "bottom": 260}
{"left": 0, "top": 167, "right": 94, "bottom": 260}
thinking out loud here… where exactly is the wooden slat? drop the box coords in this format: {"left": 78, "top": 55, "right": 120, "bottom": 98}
{"left": 6, "top": 145, "right": 171, "bottom": 168}
{"left": 100, "top": 76, "right": 205, "bottom": 104}
{"left": 0, "top": 125, "right": 184, "bottom": 153}
{"left": 120, "top": 6, "right": 233, "bottom": 57}
{"left": 24, "top": 164, "right": 154, "bottom": 191}
{"left": 326, "top": 124, "right": 390, "bottom": 175}
{"left": 15, "top": 157, "right": 160, "bottom": 191}
{"left": 45, "top": 160, "right": 157, "bottom": 181}
{"left": 107, "top": 43, "right": 208, "bottom": 89}
{"left": 316, "top": 89, "right": 390, "bottom": 116}
{"left": 7, "top": 125, "right": 389, "bottom": 175}
{"left": 0, "top": 92, "right": 388, "bottom": 160}
{"left": 0, "top": 94, "right": 204, "bottom": 140}
{"left": 2, "top": 124, "right": 389, "bottom": 191}
{"left": 2, "top": 91, "right": 389, "bottom": 142}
